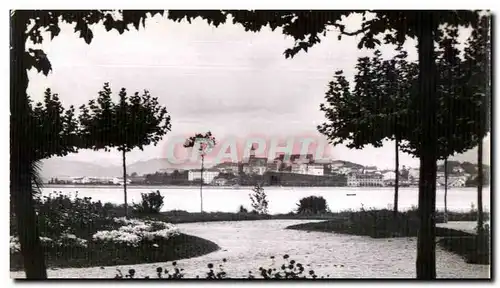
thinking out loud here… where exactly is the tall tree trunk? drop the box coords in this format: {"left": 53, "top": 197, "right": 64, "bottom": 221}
{"left": 10, "top": 11, "right": 48, "bottom": 279}
{"left": 444, "top": 158, "right": 448, "bottom": 222}
{"left": 393, "top": 137, "right": 399, "bottom": 217}
{"left": 122, "top": 149, "right": 128, "bottom": 218}
{"left": 477, "top": 131, "right": 484, "bottom": 231}
{"left": 416, "top": 12, "right": 438, "bottom": 279}
{"left": 476, "top": 16, "right": 490, "bottom": 260}
{"left": 200, "top": 154, "right": 204, "bottom": 213}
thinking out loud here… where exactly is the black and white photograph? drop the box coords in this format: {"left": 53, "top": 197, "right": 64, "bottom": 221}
{"left": 9, "top": 7, "right": 492, "bottom": 280}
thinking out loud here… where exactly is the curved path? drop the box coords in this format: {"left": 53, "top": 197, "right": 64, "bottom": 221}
{"left": 11, "top": 220, "right": 489, "bottom": 279}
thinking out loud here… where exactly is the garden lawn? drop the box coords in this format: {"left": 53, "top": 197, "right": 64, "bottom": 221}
{"left": 285, "top": 208, "right": 490, "bottom": 265}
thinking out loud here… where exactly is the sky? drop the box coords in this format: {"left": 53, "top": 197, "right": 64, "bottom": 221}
{"left": 28, "top": 12, "right": 490, "bottom": 170}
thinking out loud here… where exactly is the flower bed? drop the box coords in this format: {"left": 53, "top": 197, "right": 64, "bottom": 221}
{"left": 10, "top": 193, "right": 219, "bottom": 271}
{"left": 92, "top": 217, "right": 180, "bottom": 247}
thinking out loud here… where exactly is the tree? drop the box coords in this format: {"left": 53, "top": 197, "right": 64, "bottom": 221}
{"left": 296, "top": 196, "right": 328, "bottom": 214}
{"left": 12, "top": 9, "right": 484, "bottom": 279}
{"left": 444, "top": 158, "right": 448, "bottom": 222}
{"left": 462, "top": 16, "right": 490, "bottom": 255}
{"left": 249, "top": 184, "right": 269, "bottom": 215}
{"left": 10, "top": 10, "right": 172, "bottom": 278}
{"left": 318, "top": 47, "right": 417, "bottom": 217}
{"left": 318, "top": 20, "right": 487, "bottom": 277}
{"left": 11, "top": 87, "right": 80, "bottom": 278}
{"left": 183, "top": 132, "right": 216, "bottom": 213}
{"left": 79, "top": 83, "right": 171, "bottom": 218}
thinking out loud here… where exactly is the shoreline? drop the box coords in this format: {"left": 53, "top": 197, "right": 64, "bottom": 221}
{"left": 43, "top": 184, "right": 486, "bottom": 190}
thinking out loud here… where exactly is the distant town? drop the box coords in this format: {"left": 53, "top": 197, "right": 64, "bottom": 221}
{"left": 47, "top": 148, "right": 488, "bottom": 188}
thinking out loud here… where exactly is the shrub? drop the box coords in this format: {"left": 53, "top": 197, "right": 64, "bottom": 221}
{"left": 238, "top": 205, "right": 248, "bottom": 213}
{"left": 249, "top": 184, "right": 268, "bottom": 215}
{"left": 133, "top": 190, "right": 165, "bottom": 214}
{"left": 296, "top": 196, "right": 328, "bottom": 215}
{"left": 14, "top": 191, "right": 120, "bottom": 240}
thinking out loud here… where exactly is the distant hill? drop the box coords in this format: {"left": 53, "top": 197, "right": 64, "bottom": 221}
{"left": 41, "top": 157, "right": 204, "bottom": 180}
{"left": 40, "top": 158, "right": 122, "bottom": 180}
{"left": 330, "top": 160, "right": 364, "bottom": 169}
{"left": 437, "top": 160, "right": 489, "bottom": 175}
{"left": 449, "top": 135, "right": 490, "bottom": 165}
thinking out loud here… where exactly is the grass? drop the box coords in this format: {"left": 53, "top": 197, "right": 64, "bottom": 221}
{"left": 284, "top": 207, "right": 485, "bottom": 238}
{"left": 155, "top": 210, "right": 338, "bottom": 224}
{"left": 141, "top": 204, "right": 488, "bottom": 225}
{"left": 437, "top": 229, "right": 490, "bottom": 265}
{"left": 284, "top": 207, "right": 490, "bottom": 265}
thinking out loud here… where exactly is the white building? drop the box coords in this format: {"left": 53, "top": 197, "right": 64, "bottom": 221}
{"left": 306, "top": 164, "right": 324, "bottom": 176}
{"left": 347, "top": 173, "right": 384, "bottom": 187}
{"left": 291, "top": 163, "right": 308, "bottom": 174}
{"left": 338, "top": 167, "right": 353, "bottom": 175}
{"left": 364, "top": 166, "right": 378, "bottom": 174}
{"left": 437, "top": 175, "right": 467, "bottom": 187}
{"left": 72, "top": 176, "right": 89, "bottom": 184}
{"left": 112, "top": 177, "right": 131, "bottom": 185}
{"left": 213, "top": 162, "right": 240, "bottom": 174}
{"left": 382, "top": 171, "right": 396, "bottom": 180}
{"left": 188, "top": 169, "right": 219, "bottom": 184}
{"left": 347, "top": 174, "right": 359, "bottom": 187}
{"left": 408, "top": 168, "right": 420, "bottom": 184}
{"left": 449, "top": 177, "right": 466, "bottom": 187}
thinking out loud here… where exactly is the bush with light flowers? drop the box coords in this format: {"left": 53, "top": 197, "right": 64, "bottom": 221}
{"left": 92, "top": 217, "right": 180, "bottom": 247}
{"left": 10, "top": 192, "right": 219, "bottom": 271}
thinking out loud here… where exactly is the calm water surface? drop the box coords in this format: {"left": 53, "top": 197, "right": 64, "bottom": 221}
{"left": 43, "top": 186, "right": 490, "bottom": 214}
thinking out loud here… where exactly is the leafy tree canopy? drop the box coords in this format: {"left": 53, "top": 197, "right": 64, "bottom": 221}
{"left": 78, "top": 82, "right": 172, "bottom": 152}
{"left": 318, "top": 20, "right": 489, "bottom": 160}
{"left": 184, "top": 131, "right": 217, "bottom": 154}
{"left": 28, "top": 88, "right": 80, "bottom": 160}
{"left": 16, "top": 10, "right": 482, "bottom": 78}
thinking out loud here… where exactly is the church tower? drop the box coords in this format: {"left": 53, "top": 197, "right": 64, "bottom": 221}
{"left": 250, "top": 144, "right": 256, "bottom": 159}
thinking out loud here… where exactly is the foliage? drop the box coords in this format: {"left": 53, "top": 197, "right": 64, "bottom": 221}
{"left": 78, "top": 83, "right": 171, "bottom": 216}
{"left": 28, "top": 89, "right": 81, "bottom": 160}
{"left": 238, "top": 205, "right": 248, "bottom": 213}
{"left": 438, "top": 230, "right": 490, "bottom": 265}
{"left": 10, "top": 193, "right": 218, "bottom": 271}
{"left": 78, "top": 83, "right": 171, "bottom": 153}
{"left": 296, "top": 196, "right": 328, "bottom": 215}
{"left": 12, "top": 9, "right": 486, "bottom": 279}
{"left": 144, "top": 170, "right": 190, "bottom": 185}
{"left": 318, "top": 27, "right": 486, "bottom": 160}
{"left": 249, "top": 184, "right": 269, "bottom": 215}
{"left": 22, "top": 192, "right": 118, "bottom": 240}
{"left": 15, "top": 11, "right": 482, "bottom": 78}
{"left": 114, "top": 254, "right": 325, "bottom": 279}
{"left": 287, "top": 207, "right": 458, "bottom": 238}
{"left": 183, "top": 131, "right": 217, "bottom": 212}
{"left": 133, "top": 190, "right": 165, "bottom": 214}
{"left": 183, "top": 131, "right": 217, "bottom": 155}
{"left": 400, "top": 25, "right": 487, "bottom": 158}
{"left": 93, "top": 217, "right": 179, "bottom": 246}
{"left": 10, "top": 232, "right": 218, "bottom": 271}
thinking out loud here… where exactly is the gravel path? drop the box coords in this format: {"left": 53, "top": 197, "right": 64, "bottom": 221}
{"left": 11, "top": 220, "right": 490, "bottom": 279}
